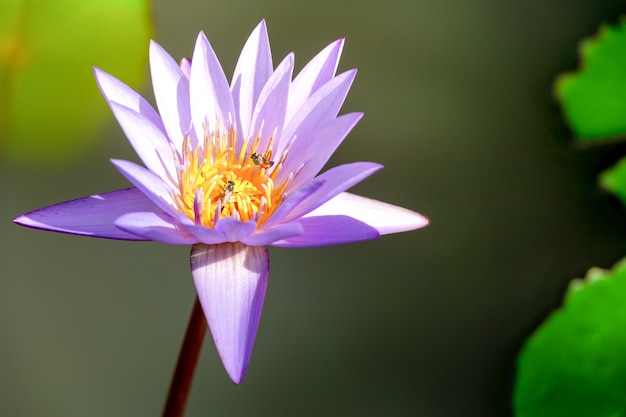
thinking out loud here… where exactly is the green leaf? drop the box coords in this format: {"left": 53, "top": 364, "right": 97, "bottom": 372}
{"left": 514, "top": 258, "right": 626, "bottom": 417}
{"left": 599, "top": 156, "right": 626, "bottom": 206}
{"left": 555, "top": 19, "right": 626, "bottom": 141}
{"left": 0, "top": 0, "right": 152, "bottom": 164}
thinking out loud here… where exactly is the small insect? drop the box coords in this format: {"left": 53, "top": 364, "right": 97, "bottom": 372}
{"left": 250, "top": 152, "right": 274, "bottom": 168}
{"left": 220, "top": 180, "right": 237, "bottom": 212}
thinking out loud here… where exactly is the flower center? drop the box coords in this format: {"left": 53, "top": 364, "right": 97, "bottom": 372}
{"left": 172, "top": 124, "right": 289, "bottom": 228}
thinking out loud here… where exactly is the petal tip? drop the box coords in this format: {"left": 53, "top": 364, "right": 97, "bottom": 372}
{"left": 225, "top": 364, "right": 246, "bottom": 385}
{"left": 13, "top": 214, "right": 28, "bottom": 226}
{"left": 257, "top": 19, "right": 268, "bottom": 33}
{"left": 415, "top": 213, "right": 430, "bottom": 229}
{"left": 196, "top": 30, "right": 209, "bottom": 46}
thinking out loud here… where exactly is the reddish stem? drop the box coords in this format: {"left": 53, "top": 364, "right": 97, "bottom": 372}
{"left": 162, "top": 296, "right": 207, "bottom": 417}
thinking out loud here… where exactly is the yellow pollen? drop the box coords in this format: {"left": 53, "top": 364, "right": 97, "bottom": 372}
{"left": 172, "top": 124, "right": 288, "bottom": 228}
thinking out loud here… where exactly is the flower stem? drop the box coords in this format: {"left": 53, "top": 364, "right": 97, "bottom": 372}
{"left": 162, "top": 296, "right": 207, "bottom": 417}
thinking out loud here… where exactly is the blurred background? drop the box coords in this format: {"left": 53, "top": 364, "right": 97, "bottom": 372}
{"left": 2, "top": 0, "right": 626, "bottom": 416}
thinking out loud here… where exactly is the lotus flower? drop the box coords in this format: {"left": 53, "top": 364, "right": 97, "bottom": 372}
{"left": 13, "top": 20, "right": 428, "bottom": 384}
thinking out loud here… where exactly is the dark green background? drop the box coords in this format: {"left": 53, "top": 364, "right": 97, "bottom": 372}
{"left": 2, "top": 0, "right": 626, "bottom": 415}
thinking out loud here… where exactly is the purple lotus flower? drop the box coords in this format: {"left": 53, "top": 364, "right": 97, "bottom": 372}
{"left": 13, "top": 21, "right": 428, "bottom": 384}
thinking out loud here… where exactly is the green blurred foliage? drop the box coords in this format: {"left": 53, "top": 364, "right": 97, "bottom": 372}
{"left": 600, "top": 156, "right": 626, "bottom": 206}
{"left": 0, "top": 0, "right": 152, "bottom": 164}
{"left": 515, "top": 258, "right": 626, "bottom": 417}
{"left": 555, "top": 19, "right": 626, "bottom": 218}
{"left": 555, "top": 19, "right": 626, "bottom": 141}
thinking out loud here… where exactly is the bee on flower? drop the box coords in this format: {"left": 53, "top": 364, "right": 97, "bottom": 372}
{"left": 219, "top": 179, "right": 237, "bottom": 213}
{"left": 250, "top": 151, "right": 274, "bottom": 168}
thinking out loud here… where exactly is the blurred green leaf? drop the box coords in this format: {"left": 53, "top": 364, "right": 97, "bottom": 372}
{"left": 599, "top": 157, "right": 626, "bottom": 206}
{"left": 514, "top": 258, "right": 626, "bottom": 417}
{"left": 0, "top": 0, "right": 152, "bottom": 164}
{"left": 555, "top": 19, "right": 626, "bottom": 141}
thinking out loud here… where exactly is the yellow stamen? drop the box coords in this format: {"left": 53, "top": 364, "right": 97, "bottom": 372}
{"left": 172, "top": 124, "right": 288, "bottom": 228}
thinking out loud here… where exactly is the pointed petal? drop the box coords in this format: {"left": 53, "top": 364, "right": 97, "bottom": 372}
{"left": 261, "top": 177, "right": 325, "bottom": 229}
{"left": 242, "top": 222, "right": 303, "bottom": 246}
{"left": 108, "top": 102, "right": 176, "bottom": 185}
{"left": 215, "top": 217, "right": 257, "bottom": 242}
{"left": 285, "top": 162, "right": 383, "bottom": 222}
{"left": 189, "top": 32, "right": 236, "bottom": 140}
{"left": 13, "top": 188, "right": 158, "bottom": 240}
{"left": 249, "top": 54, "right": 294, "bottom": 152}
{"left": 280, "top": 113, "right": 363, "bottom": 188}
{"left": 271, "top": 215, "right": 379, "bottom": 247}
{"left": 191, "top": 243, "right": 269, "bottom": 384}
{"left": 304, "top": 192, "right": 429, "bottom": 234}
{"left": 150, "top": 40, "right": 192, "bottom": 152}
{"left": 110, "top": 159, "right": 178, "bottom": 217}
{"left": 277, "top": 69, "right": 356, "bottom": 158}
{"left": 115, "top": 212, "right": 198, "bottom": 244}
{"left": 177, "top": 216, "right": 229, "bottom": 245}
{"left": 94, "top": 67, "right": 165, "bottom": 132}
{"left": 231, "top": 20, "right": 273, "bottom": 142}
{"left": 286, "top": 38, "right": 344, "bottom": 122}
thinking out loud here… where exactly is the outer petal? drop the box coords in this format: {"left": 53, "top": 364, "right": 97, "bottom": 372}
{"left": 214, "top": 217, "right": 257, "bottom": 242}
{"left": 241, "top": 222, "right": 304, "bottom": 246}
{"left": 191, "top": 242, "right": 269, "bottom": 384}
{"left": 170, "top": 216, "right": 226, "bottom": 245}
{"left": 110, "top": 159, "right": 178, "bottom": 217}
{"left": 13, "top": 188, "right": 158, "bottom": 240}
{"left": 231, "top": 20, "right": 273, "bottom": 144}
{"left": 284, "top": 162, "right": 383, "bottom": 222}
{"left": 303, "top": 192, "right": 430, "bottom": 234}
{"left": 190, "top": 32, "right": 236, "bottom": 141}
{"left": 276, "top": 69, "right": 356, "bottom": 159}
{"left": 150, "top": 40, "right": 192, "bottom": 152}
{"left": 108, "top": 103, "right": 176, "bottom": 185}
{"left": 286, "top": 38, "right": 344, "bottom": 123}
{"left": 260, "top": 177, "right": 325, "bottom": 229}
{"left": 280, "top": 112, "right": 363, "bottom": 189}
{"left": 115, "top": 212, "right": 198, "bottom": 244}
{"left": 94, "top": 67, "right": 165, "bottom": 132}
{"left": 270, "top": 215, "right": 379, "bottom": 247}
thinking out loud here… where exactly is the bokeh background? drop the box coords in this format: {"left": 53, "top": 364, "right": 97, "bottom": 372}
{"left": 2, "top": 0, "right": 626, "bottom": 416}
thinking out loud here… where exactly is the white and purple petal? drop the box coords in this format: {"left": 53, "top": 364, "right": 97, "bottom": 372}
{"left": 176, "top": 216, "right": 229, "bottom": 245}
{"left": 248, "top": 53, "right": 294, "bottom": 152}
{"left": 280, "top": 112, "right": 363, "bottom": 189}
{"left": 303, "top": 192, "right": 430, "bottom": 235}
{"left": 241, "top": 222, "right": 304, "bottom": 246}
{"left": 94, "top": 68, "right": 165, "bottom": 132}
{"left": 107, "top": 103, "right": 176, "bottom": 185}
{"left": 261, "top": 178, "right": 326, "bottom": 229}
{"left": 110, "top": 159, "right": 178, "bottom": 217}
{"left": 189, "top": 31, "right": 236, "bottom": 141}
{"left": 277, "top": 69, "right": 357, "bottom": 159}
{"left": 284, "top": 161, "right": 383, "bottom": 222}
{"left": 231, "top": 20, "right": 273, "bottom": 145}
{"left": 191, "top": 242, "right": 269, "bottom": 384}
{"left": 286, "top": 38, "right": 345, "bottom": 122}
{"left": 270, "top": 215, "right": 379, "bottom": 247}
{"left": 115, "top": 212, "right": 198, "bottom": 244}
{"left": 150, "top": 40, "right": 192, "bottom": 152}
{"left": 13, "top": 188, "right": 159, "bottom": 240}
{"left": 215, "top": 217, "right": 258, "bottom": 242}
